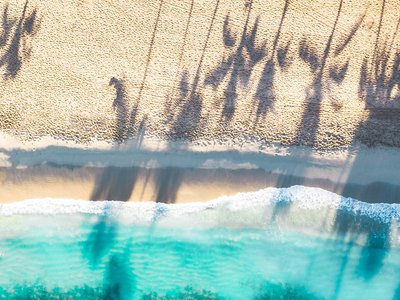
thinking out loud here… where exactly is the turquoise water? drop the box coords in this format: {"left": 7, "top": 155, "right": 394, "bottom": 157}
{"left": 0, "top": 186, "right": 399, "bottom": 299}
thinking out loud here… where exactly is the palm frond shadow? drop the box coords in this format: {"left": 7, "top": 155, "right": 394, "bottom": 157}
{"left": 0, "top": 1, "right": 40, "bottom": 80}
{"left": 359, "top": 45, "right": 400, "bottom": 108}
{"left": 203, "top": 5, "right": 267, "bottom": 122}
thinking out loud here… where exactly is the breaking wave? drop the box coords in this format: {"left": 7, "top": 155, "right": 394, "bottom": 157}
{"left": 1, "top": 186, "right": 399, "bottom": 245}
{"left": 0, "top": 186, "right": 399, "bottom": 299}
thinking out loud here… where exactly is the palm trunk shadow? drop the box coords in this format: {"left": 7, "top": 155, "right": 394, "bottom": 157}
{"left": 154, "top": 167, "right": 183, "bottom": 204}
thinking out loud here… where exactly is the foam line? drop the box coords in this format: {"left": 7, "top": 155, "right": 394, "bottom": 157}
{"left": 1, "top": 185, "right": 398, "bottom": 222}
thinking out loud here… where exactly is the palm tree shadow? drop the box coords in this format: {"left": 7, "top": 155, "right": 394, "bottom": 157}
{"left": 90, "top": 77, "right": 146, "bottom": 202}
{"left": 0, "top": 5, "right": 15, "bottom": 47}
{"left": 269, "top": 188, "right": 293, "bottom": 224}
{"left": 169, "top": 71, "right": 204, "bottom": 140}
{"left": 204, "top": 3, "right": 267, "bottom": 122}
{"left": 168, "top": 0, "right": 221, "bottom": 139}
{"left": 90, "top": 167, "right": 140, "bottom": 201}
{"left": 85, "top": 212, "right": 118, "bottom": 266}
{"left": 254, "top": 0, "right": 290, "bottom": 123}
{"left": 164, "top": 0, "right": 195, "bottom": 123}
{"left": 332, "top": 199, "right": 391, "bottom": 279}
{"left": 331, "top": 19, "right": 400, "bottom": 288}
{"left": 359, "top": 45, "right": 400, "bottom": 108}
{"left": 295, "top": 0, "right": 345, "bottom": 146}
{"left": 153, "top": 1, "right": 222, "bottom": 206}
{"left": 254, "top": 58, "right": 275, "bottom": 120}
{"left": 103, "top": 246, "right": 137, "bottom": 300}
{"left": 295, "top": 1, "right": 369, "bottom": 146}
{"left": 85, "top": 77, "right": 148, "bottom": 269}
{"left": 153, "top": 167, "right": 183, "bottom": 204}
{"left": 0, "top": 1, "right": 41, "bottom": 80}
{"left": 134, "top": 0, "right": 164, "bottom": 116}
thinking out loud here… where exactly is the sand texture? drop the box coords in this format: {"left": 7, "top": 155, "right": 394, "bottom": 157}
{"left": 0, "top": 0, "right": 399, "bottom": 204}
{"left": 0, "top": 0, "right": 399, "bottom": 149}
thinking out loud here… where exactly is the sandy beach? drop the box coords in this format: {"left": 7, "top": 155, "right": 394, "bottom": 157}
{"left": 0, "top": 1, "right": 399, "bottom": 298}
{"left": 0, "top": 0, "right": 399, "bottom": 204}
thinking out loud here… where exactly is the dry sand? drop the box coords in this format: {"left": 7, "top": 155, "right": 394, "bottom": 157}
{"left": 0, "top": 0, "right": 399, "bottom": 148}
{"left": 0, "top": 0, "right": 399, "bottom": 204}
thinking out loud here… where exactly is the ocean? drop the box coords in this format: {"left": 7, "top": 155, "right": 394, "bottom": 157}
{"left": 0, "top": 186, "right": 399, "bottom": 299}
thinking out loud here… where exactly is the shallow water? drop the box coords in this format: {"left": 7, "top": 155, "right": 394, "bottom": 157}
{"left": 0, "top": 186, "right": 399, "bottom": 299}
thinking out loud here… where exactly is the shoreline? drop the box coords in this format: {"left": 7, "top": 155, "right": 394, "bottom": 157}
{"left": 1, "top": 165, "right": 399, "bottom": 204}
{"left": 1, "top": 134, "right": 400, "bottom": 203}
{"left": 2, "top": 185, "right": 399, "bottom": 249}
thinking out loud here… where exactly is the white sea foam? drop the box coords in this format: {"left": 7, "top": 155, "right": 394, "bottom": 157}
{"left": 0, "top": 186, "right": 398, "bottom": 225}
{"left": 0, "top": 186, "right": 399, "bottom": 247}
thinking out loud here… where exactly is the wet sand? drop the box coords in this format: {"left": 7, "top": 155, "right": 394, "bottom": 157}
{"left": 1, "top": 133, "right": 400, "bottom": 204}
{"left": 1, "top": 163, "right": 399, "bottom": 204}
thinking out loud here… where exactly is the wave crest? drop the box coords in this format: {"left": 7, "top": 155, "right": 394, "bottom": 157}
{"left": 1, "top": 185, "right": 399, "bottom": 231}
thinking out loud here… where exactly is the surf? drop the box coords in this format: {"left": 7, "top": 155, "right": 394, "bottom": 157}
{"left": 0, "top": 186, "right": 399, "bottom": 299}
